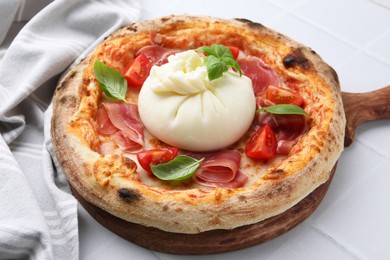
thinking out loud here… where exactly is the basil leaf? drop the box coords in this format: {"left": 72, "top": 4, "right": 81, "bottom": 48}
{"left": 213, "top": 44, "right": 230, "bottom": 58}
{"left": 260, "top": 104, "right": 308, "bottom": 115}
{"left": 198, "top": 46, "right": 216, "bottom": 57}
{"left": 205, "top": 56, "right": 228, "bottom": 80}
{"left": 94, "top": 60, "right": 128, "bottom": 102}
{"left": 151, "top": 155, "right": 204, "bottom": 181}
{"left": 198, "top": 44, "right": 242, "bottom": 80}
{"left": 222, "top": 56, "right": 242, "bottom": 76}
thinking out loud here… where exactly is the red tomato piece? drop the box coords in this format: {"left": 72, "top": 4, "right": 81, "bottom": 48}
{"left": 245, "top": 125, "right": 277, "bottom": 159}
{"left": 265, "top": 85, "right": 304, "bottom": 106}
{"left": 123, "top": 53, "right": 152, "bottom": 87}
{"left": 137, "top": 148, "right": 179, "bottom": 173}
{"left": 228, "top": 46, "right": 240, "bottom": 60}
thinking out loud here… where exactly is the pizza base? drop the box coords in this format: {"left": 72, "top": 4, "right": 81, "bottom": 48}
{"left": 51, "top": 15, "right": 345, "bottom": 234}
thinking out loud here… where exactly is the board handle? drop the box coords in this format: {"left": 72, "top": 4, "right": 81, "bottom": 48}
{"left": 342, "top": 85, "right": 390, "bottom": 147}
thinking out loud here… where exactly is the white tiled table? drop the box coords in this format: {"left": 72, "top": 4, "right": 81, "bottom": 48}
{"left": 79, "top": 1, "right": 390, "bottom": 259}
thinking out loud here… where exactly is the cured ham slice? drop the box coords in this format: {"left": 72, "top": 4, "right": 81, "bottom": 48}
{"left": 112, "top": 131, "right": 143, "bottom": 151}
{"left": 193, "top": 150, "right": 248, "bottom": 188}
{"left": 96, "top": 103, "right": 144, "bottom": 152}
{"left": 196, "top": 150, "right": 240, "bottom": 182}
{"left": 257, "top": 113, "right": 308, "bottom": 155}
{"left": 194, "top": 170, "right": 248, "bottom": 188}
{"left": 275, "top": 114, "right": 308, "bottom": 141}
{"left": 238, "top": 56, "right": 279, "bottom": 95}
{"left": 136, "top": 45, "right": 178, "bottom": 66}
{"left": 276, "top": 140, "right": 295, "bottom": 155}
{"left": 96, "top": 105, "right": 118, "bottom": 135}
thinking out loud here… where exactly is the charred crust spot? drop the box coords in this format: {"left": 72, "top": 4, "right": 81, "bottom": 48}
{"left": 175, "top": 208, "right": 183, "bottom": 213}
{"left": 126, "top": 24, "right": 138, "bottom": 32}
{"left": 163, "top": 205, "right": 169, "bottom": 211}
{"left": 170, "top": 19, "right": 186, "bottom": 28}
{"left": 161, "top": 17, "right": 171, "bottom": 23}
{"left": 234, "top": 18, "right": 265, "bottom": 29}
{"left": 118, "top": 188, "right": 142, "bottom": 203}
{"left": 238, "top": 195, "right": 246, "bottom": 202}
{"left": 56, "top": 81, "right": 67, "bottom": 92}
{"left": 59, "top": 95, "right": 77, "bottom": 108}
{"left": 283, "top": 48, "right": 312, "bottom": 70}
{"left": 67, "top": 70, "right": 77, "bottom": 80}
{"left": 264, "top": 168, "right": 287, "bottom": 180}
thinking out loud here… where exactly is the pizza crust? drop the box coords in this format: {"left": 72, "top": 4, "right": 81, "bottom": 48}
{"left": 51, "top": 15, "right": 345, "bottom": 234}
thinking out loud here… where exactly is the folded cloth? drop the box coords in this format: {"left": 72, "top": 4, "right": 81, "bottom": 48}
{"left": 0, "top": 0, "right": 53, "bottom": 47}
{"left": 0, "top": 0, "right": 141, "bottom": 259}
{"left": 0, "top": 0, "right": 21, "bottom": 45}
{"left": 371, "top": 0, "right": 390, "bottom": 9}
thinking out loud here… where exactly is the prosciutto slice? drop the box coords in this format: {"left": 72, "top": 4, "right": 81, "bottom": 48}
{"left": 96, "top": 105, "right": 117, "bottom": 135}
{"left": 193, "top": 150, "right": 248, "bottom": 188}
{"left": 136, "top": 45, "right": 179, "bottom": 66}
{"left": 96, "top": 103, "right": 144, "bottom": 152}
{"left": 238, "top": 56, "right": 279, "bottom": 95}
{"left": 257, "top": 112, "right": 309, "bottom": 155}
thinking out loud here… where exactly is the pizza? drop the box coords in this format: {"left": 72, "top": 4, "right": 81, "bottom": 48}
{"left": 51, "top": 15, "right": 345, "bottom": 234}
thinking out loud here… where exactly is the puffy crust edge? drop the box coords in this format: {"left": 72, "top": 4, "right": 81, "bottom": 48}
{"left": 51, "top": 15, "right": 345, "bottom": 234}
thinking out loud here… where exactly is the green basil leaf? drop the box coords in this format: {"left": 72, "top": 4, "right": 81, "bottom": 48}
{"left": 222, "top": 56, "right": 242, "bottom": 76}
{"left": 151, "top": 155, "right": 204, "bottom": 181}
{"left": 198, "top": 46, "right": 216, "bottom": 57}
{"left": 259, "top": 104, "right": 308, "bottom": 115}
{"left": 213, "top": 44, "right": 230, "bottom": 58}
{"left": 94, "top": 60, "right": 128, "bottom": 102}
{"left": 205, "top": 56, "right": 228, "bottom": 81}
{"left": 198, "top": 44, "right": 242, "bottom": 81}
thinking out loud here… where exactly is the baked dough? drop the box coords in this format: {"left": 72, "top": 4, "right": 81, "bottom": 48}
{"left": 51, "top": 15, "right": 345, "bottom": 234}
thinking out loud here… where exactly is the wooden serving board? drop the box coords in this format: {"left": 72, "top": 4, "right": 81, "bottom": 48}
{"left": 73, "top": 86, "right": 390, "bottom": 254}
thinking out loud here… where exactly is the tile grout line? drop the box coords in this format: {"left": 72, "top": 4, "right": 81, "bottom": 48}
{"left": 263, "top": 0, "right": 310, "bottom": 25}
{"left": 335, "top": 27, "right": 390, "bottom": 70}
{"left": 151, "top": 251, "right": 164, "bottom": 260}
{"left": 266, "top": 0, "right": 390, "bottom": 69}
{"left": 355, "top": 138, "right": 390, "bottom": 160}
{"left": 310, "top": 224, "right": 361, "bottom": 260}
{"left": 317, "top": 154, "right": 389, "bottom": 223}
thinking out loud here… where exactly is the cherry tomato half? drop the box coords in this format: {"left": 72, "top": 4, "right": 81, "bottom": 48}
{"left": 265, "top": 85, "right": 304, "bottom": 106}
{"left": 245, "top": 125, "right": 277, "bottom": 159}
{"left": 228, "top": 46, "right": 240, "bottom": 60}
{"left": 137, "top": 148, "right": 179, "bottom": 173}
{"left": 123, "top": 53, "right": 152, "bottom": 87}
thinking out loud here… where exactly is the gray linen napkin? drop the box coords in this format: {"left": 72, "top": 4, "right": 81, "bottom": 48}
{"left": 0, "top": 0, "right": 141, "bottom": 259}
